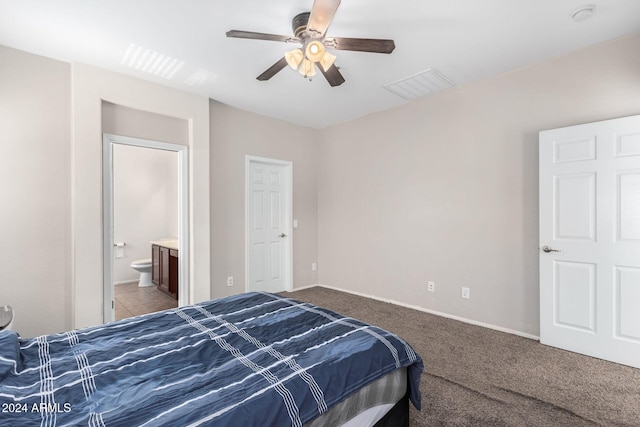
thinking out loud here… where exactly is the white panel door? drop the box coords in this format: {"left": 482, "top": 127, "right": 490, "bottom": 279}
{"left": 540, "top": 114, "right": 640, "bottom": 369}
{"left": 247, "top": 157, "right": 292, "bottom": 293}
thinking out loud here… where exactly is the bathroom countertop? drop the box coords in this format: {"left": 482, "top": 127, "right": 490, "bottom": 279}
{"left": 150, "top": 239, "right": 179, "bottom": 251}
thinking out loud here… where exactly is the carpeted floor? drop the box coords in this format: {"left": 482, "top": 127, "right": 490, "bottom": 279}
{"left": 282, "top": 287, "right": 640, "bottom": 427}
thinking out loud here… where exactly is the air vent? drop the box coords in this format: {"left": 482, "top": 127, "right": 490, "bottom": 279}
{"left": 383, "top": 68, "right": 455, "bottom": 100}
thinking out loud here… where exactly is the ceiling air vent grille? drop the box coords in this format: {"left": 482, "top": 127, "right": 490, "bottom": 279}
{"left": 383, "top": 68, "right": 455, "bottom": 100}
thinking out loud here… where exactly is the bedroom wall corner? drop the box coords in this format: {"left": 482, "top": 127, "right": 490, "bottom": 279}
{"left": 0, "top": 45, "right": 72, "bottom": 337}
{"left": 209, "top": 100, "right": 320, "bottom": 298}
{"left": 317, "top": 33, "right": 640, "bottom": 337}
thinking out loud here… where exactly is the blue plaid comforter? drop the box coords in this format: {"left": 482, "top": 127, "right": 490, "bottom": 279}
{"left": 0, "top": 292, "right": 422, "bottom": 426}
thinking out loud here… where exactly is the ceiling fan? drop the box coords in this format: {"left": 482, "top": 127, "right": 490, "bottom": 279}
{"left": 226, "top": 0, "right": 395, "bottom": 87}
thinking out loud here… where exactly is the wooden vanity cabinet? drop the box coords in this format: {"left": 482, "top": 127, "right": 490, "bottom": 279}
{"left": 152, "top": 244, "right": 178, "bottom": 299}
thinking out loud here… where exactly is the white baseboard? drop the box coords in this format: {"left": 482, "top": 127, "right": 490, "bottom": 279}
{"left": 114, "top": 280, "right": 138, "bottom": 286}
{"left": 290, "top": 284, "right": 319, "bottom": 292}
{"left": 290, "top": 284, "right": 540, "bottom": 341}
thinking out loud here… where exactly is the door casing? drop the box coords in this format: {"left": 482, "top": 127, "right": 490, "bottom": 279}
{"left": 102, "top": 133, "right": 189, "bottom": 322}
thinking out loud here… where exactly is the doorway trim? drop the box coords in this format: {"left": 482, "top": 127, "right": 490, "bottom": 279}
{"left": 102, "top": 133, "right": 189, "bottom": 322}
{"left": 245, "top": 155, "right": 293, "bottom": 293}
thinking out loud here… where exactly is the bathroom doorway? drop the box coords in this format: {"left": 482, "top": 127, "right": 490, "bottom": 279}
{"left": 102, "top": 134, "right": 189, "bottom": 323}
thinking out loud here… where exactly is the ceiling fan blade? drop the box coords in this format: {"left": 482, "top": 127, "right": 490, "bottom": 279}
{"left": 324, "top": 37, "right": 395, "bottom": 54}
{"left": 226, "top": 30, "right": 299, "bottom": 44}
{"left": 257, "top": 57, "right": 288, "bottom": 81}
{"left": 319, "top": 64, "right": 345, "bottom": 87}
{"left": 307, "top": 0, "right": 341, "bottom": 38}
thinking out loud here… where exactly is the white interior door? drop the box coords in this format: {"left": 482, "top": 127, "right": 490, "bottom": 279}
{"left": 539, "top": 114, "right": 640, "bottom": 369}
{"left": 246, "top": 156, "right": 292, "bottom": 293}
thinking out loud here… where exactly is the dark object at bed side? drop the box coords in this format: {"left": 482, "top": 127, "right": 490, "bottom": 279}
{"left": 374, "top": 393, "right": 410, "bottom": 427}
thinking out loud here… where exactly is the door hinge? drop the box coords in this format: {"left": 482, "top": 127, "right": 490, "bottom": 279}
{"left": 112, "top": 300, "right": 115, "bottom": 309}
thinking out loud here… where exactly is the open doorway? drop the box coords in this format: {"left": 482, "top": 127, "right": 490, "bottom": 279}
{"left": 103, "top": 134, "right": 189, "bottom": 323}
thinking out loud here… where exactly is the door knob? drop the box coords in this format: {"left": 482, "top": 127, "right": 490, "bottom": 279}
{"left": 541, "top": 245, "right": 561, "bottom": 253}
{"left": 279, "top": 233, "right": 286, "bottom": 238}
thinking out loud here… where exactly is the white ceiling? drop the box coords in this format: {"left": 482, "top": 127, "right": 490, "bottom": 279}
{"left": 1, "top": 0, "right": 639, "bottom": 129}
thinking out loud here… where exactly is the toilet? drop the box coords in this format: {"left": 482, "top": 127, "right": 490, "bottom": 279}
{"left": 130, "top": 259, "right": 154, "bottom": 287}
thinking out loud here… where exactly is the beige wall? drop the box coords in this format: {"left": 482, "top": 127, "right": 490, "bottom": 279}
{"left": 210, "top": 101, "right": 319, "bottom": 298}
{"left": 102, "top": 102, "right": 189, "bottom": 146}
{"left": 317, "top": 34, "right": 640, "bottom": 336}
{"left": 0, "top": 45, "right": 71, "bottom": 337}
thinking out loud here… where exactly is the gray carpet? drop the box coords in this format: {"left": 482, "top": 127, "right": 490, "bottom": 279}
{"left": 282, "top": 287, "right": 640, "bottom": 426}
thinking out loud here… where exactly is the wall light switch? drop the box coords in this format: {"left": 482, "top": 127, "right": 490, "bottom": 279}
{"left": 311, "top": 262, "right": 317, "bottom": 271}
{"left": 293, "top": 219, "right": 298, "bottom": 228}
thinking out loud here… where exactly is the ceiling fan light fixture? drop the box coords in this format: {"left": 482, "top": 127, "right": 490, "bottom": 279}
{"left": 305, "top": 40, "right": 326, "bottom": 63}
{"left": 319, "top": 51, "right": 336, "bottom": 71}
{"left": 285, "top": 48, "right": 304, "bottom": 70}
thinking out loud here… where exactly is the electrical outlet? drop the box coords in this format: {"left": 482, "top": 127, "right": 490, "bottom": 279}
{"left": 227, "top": 276, "right": 234, "bottom": 287}
{"left": 461, "top": 287, "right": 470, "bottom": 299}
{"left": 427, "top": 281, "right": 435, "bottom": 292}
{"left": 311, "top": 262, "right": 317, "bottom": 271}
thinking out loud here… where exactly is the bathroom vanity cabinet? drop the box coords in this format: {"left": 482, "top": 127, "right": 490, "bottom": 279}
{"left": 151, "top": 241, "right": 178, "bottom": 299}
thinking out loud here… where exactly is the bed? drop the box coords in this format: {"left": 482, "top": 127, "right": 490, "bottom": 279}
{"left": 0, "top": 292, "right": 422, "bottom": 426}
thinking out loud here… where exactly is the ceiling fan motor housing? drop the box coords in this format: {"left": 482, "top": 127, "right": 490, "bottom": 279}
{"left": 292, "top": 12, "right": 311, "bottom": 39}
